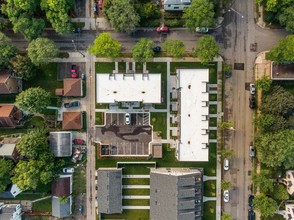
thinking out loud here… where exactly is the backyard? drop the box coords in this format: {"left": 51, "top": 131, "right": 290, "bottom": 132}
{"left": 150, "top": 112, "right": 167, "bottom": 139}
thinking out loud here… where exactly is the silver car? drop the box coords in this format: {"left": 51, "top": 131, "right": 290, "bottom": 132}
{"left": 249, "top": 146, "right": 255, "bottom": 158}
{"left": 223, "top": 190, "right": 230, "bottom": 202}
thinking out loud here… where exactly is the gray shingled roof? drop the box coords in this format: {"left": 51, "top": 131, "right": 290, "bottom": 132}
{"left": 97, "top": 168, "right": 122, "bottom": 214}
{"left": 49, "top": 132, "right": 72, "bottom": 157}
{"left": 150, "top": 168, "right": 203, "bottom": 220}
{"left": 52, "top": 195, "right": 72, "bottom": 218}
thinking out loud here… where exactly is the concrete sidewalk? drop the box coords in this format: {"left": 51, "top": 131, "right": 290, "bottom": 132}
{"left": 123, "top": 195, "right": 150, "bottom": 199}
{"left": 123, "top": 175, "right": 150, "bottom": 178}
{"left": 122, "top": 185, "right": 150, "bottom": 189}
{"left": 123, "top": 206, "right": 150, "bottom": 209}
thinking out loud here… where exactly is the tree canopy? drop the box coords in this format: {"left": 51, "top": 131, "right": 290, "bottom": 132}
{"left": 255, "top": 75, "right": 272, "bottom": 92}
{"left": 17, "top": 128, "right": 49, "bottom": 159}
{"left": 0, "top": 32, "right": 18, "bottom": 66}
{"left": 266, "top": 35, "right": 294, "bottom": 63}
{"left": 195, "top": 36, "right": 220, "bottom": 63}
{"left": 10, "top": 54, "right": 36, "bottom": 80}
{"left": 221, "top": 213, "right": 232, "bottom": 220}
{"left": 15, "top": 87, "right": 51, "bottom": 114}
{"left": 132, "top": 38, "right": 154, "bottom": 63}
{"left": 254, "top": 194, "right": 277, "bottom": 218}
{"left": 162, "top": 39, "right": 185, "bottom": 58}
{"left": 106, "top": 0, "right": 140, "bottom": 33}
{"left": 221, "top": 180, "right": 232, "bottom": 190}
{"left": 255, "top": 129, "right": 294, "bottom": 168}
{"left": 251, "top": 170, "right": 274, "bottom": 193}
{"left": 272, "top": 184, "right": 289, "bottom": 201}
{"left": 182, "top": 0, "right": 215, "bottom": 31}
{"left": 27, "top": 38, "right": 59, "bottom": 66}
{"left": 279, "top": 6, "right": 294, "bottom": 33}
{"left": 0, "top": 159, "right": 14, "bottom": 193}
{"left": 88, "top": 33, "right": 121, "bottom": 59}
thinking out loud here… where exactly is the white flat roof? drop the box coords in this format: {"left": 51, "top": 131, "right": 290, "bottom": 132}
{"left": 177, "top": 69, "right": 209, "bottom": 162}
{"left": 96, "top": 74, "right": 161, "bottom": 103}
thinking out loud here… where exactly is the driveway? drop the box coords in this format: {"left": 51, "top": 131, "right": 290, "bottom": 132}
{"left": 58, "top": 62, "right": 86, "bottom": 80}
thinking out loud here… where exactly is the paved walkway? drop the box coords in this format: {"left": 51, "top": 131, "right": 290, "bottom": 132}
{"left": 123, "top": 175, "right": 150, "bottom": 178}
{"left": 123, "top": 195, "right": 150, "bottom": 199}
{"left": 203, "top": 175, "right": 217, "bottom": 181}
{"left": 123, "top": 206, "right": 150, "bottom": 210}
{"left": 32, "top": 196, "right": 51, "bottom": 203}
{"left": 122, "top": 185, "right": 150, "bottom": 189}
{"left": 203, "top": 196, "right": 217, "bottom": 202}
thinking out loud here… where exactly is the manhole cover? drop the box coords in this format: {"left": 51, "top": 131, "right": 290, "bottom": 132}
{"left": 250, "top": 43, "right": 257, "bottom": 52}
{"left": 234, "top": 63, "right": 244, "bottom": 70}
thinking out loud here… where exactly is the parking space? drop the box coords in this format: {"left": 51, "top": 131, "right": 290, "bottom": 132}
{"left": 58, "top": 62, "right": 85, "bottom": 80}
{"left": 96, "top": 113, "right": 152, "bottom": 156}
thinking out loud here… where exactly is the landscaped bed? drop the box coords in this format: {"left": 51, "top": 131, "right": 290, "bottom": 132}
{"left": 122, "top": 199, "right": 150, "bottom": 206}
{"left": 150, "top": 112, "right": 167, "bottom": 139}
{"left": 95, "top": 112, "right": 104, "bottom": 125}
{"left": 203, "top": 201, "right": 216, "bottom": 220}
{"left": 204, "top": 180, "right": 216, "bottom": 197}
{"left": 122, "top": 178, "right": 150, "bottom": 185}
{"left": 100, "top": 209, "right": 149, "bottom": 220}
{"left": 32, "top": 198, "right": 52, "bottom": 212}
{"left": 122, "top": 189, "right": 150, "bottom": 196}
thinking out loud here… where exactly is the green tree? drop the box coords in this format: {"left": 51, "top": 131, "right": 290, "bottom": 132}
{"left": 254, "top": 194, "right": 277, "bottom": 218}
{"left": 140, "top": 2, "right": 161, "bottom": 20}
{"left": 0, "top": 32, "right": 18, "bottom": 66}
{"left": 219, "top": 121, "right": 234, "bottom": 130}
{"left": 279, "top": 6, "right": 294, "bottom": 33}
{"left": 10, "top": 54, "right": 36, "bottom": 80}
{"left": 254, "top": 114, "right": 287, "bottom": 133}
{"left": 255, "top": 75, "right": 272, "bottom": 92}
{"left": 15, "top": 87, "right": 51, "bottom": 114}
{"left": 16, "top": 129, "right": 49, "bottom": 159}
{"left": 41, "top": 0, "right": 73, "bottom": 35}
{"left": 195, "top": 36, "right": 220, "bottom": 63}
{"left": 220, "top": 148, "right": 234, "bottom": 160}
{"left": 251, "top": 170, "right": 274, "bottom": 193}
{"left": 59, "top": 196, "right": 69, "bottom": 204}
{"left": 255, "top": 129, "right": 294, "bottom": 168}
{"left": 106, "top": 0, "right": 140, "bottom": 33}
{"left": 221, "top": 213, "right": 231, "bottom": 220}
{"left": 266, "top": 35, "right": 294, "bottom": 63}
{"left": 27, "top": 38, "right": 59, "bottom": 66}
{"left": 272, "top": 184, "right": 289, "bottom": 201}
{"left": 260, "top": 85, "right": 294, "bottom": 116}
{"left": 132, "top": 38, "right": 154, "bottom": 63}
{"left": 221, "top": 180, "right": 232, "bottom": 190}
{"left": 0, "top": 159, "right": 14, "bottom": 193}
{"left": 162, "top": 39, "right": 185, "bottom": 58}
{"left": 182, "top": 0, "right": 215, "bottom": 31}
{"left": 88, "top": 33, "right": 121, "bottom": 59}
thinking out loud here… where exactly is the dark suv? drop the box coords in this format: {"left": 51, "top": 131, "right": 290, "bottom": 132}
{"left": 249, "top": 95, "right": 255, "bottom": 109}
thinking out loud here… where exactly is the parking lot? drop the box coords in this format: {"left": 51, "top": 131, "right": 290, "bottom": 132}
{"left": 95, "top": 113, "right": 151, "bottom": 156}
{"left": 58, "top": 62, "right": 85, "bottom": 80}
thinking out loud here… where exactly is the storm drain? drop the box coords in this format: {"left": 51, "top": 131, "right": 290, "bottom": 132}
{"left": 234, "top": 63, "right": 244, "bottom": 70}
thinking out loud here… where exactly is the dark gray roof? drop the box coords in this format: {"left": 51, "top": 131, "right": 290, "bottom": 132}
{"left": 150, "top": 168, "right": 203, "bottom": 220}
{"left": 97, "top": 168, "right": 122, "bottom": 214}
{"left": 52, "top": 195, "right": 72, "bottom": 218}
{"left": 49, "top": 132, "right": 72, "bottom": 157}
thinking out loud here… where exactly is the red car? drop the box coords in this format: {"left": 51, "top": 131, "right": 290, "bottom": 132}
{"left": 72, "top": 139, "right": 85, "bottom": 145}
{"left": 156, "top": 26, "right": 169, "bottom": 33}
{"left": 98, "top": 0, "right": 102, "bottom": 9}
{"left": 71, "top": 65, "right": 78, "bottom": 78}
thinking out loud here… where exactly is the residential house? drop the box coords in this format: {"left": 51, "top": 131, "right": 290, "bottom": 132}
{"left": 49, "top": 132, "right": 72, "bottom": 157}
{"left": 0, "top": 202, "right": 23, "bottom": 220}
{"left": 163, "top": 0, "right": 191, "bottom": 11}
{"left": 283, "top": 201, "right": 294, "bottom": 220}
{"left": 271, "top": 62, "right": 294, "bottom": 80}
{"left": 0, "top": 104, "right": 22, "bottom": 129}
{"left": 0, "top": 143, "right": 20, "bottom": 162}
{"left": 0, "top": 70, "right": 22, "bottom": 94}
{"left": 51, "top": 174, "right": 73, "bottom": 218}
{"left": 55, "top": 78, "right": 83, "bottom": 97}
{"left": 62, "top": 112, "right": 82, "bottom": 130}
{"left": 150, "top": 168, "right": 203, "bottom": 220}
{"left": 281, "top": 171, "right": 294, "bottom": 196}
{"left": 97, "top": 168, "right": 122, "bottom": 214}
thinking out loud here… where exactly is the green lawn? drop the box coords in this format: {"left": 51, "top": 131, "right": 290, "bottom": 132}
{"left": 15, "top": 193, "right": 48, "bottom": 200}
{"left": 209, "top": 105, "right": 217, "bottom": 114}
{"left": 96, "top": 103, "right": 109, "bottom": 109}
{"left": 72, "top": 165, "right": 86, "bottom": 196}
{"left": 95, "top": 112, "right": 104, "bottom": 125}
{"left": 123, "top": 189, "right": 150, "bottom": 195}
{"left": 24, "top": 116, "right": 45, "bottom": 129}
{"left": 209, "top": 117, "right": 217, "bottom": 127}
{"left": 209, "top": 130, "right": 217, "bottom": 139}
{"left": 101, "top": 209, "right": 149, "bottom": 220}
{"left": 204, "top": 180, "right": 216, "bottom": 197}
{"left": 146, "top": 62, "right": 167, "bottom": 109}
{"left": 209, "top": 94, "right": 218, "bottom": 101}
{"left": 118, "top": 164, "right": 154, "bottom": 175}
{"left": 150, "top": 112, "right": 167, "bottom": 139}
{"left": 122, "top": 199, "right": 150, "bottom": 206}
{"left": 203, "top": 201, "right": 216, "bottom": 220}
{"left": 0, "top": 94, "right": 16, "bottom": 103}
{"left": 95, "top": 62, "right": 115, "bottom": 73}
{"left": 122, "top": 178, "right": 150, "bottom": 185}
{"left": 262, "top": 215, "right": 284, "bottom": 220}
{"left": 32, "top": 198, "right": 52, "bottom": 212}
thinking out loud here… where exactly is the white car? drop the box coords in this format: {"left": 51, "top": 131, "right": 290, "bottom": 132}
{"left": 223, "top": 159, "right": 229, "bottom": 171}
{"left": 196, "top": 27, "right": 209, "bottom": 33}
{"left": 223, "top": 190, "right": 230, "bottom": 202}
{"left": 250, "top": 83, "right": 256, "bottom": 95}
{"left": 125, "top": 113, "right": 130, "bottom": 125}
{"left": 63, "top": 168, "right": 74, "bottom": 173}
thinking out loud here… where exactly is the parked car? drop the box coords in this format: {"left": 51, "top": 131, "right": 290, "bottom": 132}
{"left": 98, "top": 0, "right": 102, "bottom": 9}
{"left": 64, "top": 101, "right": 80, "bottom": 108}
{"left": 249, "top": 145, "right": 255, "bottom": 158}
{"left": 71, "top": 65, "right": 78, "bottom": 78}
{"left": 248, "top": 194, "right": 254, "bottom": 207}
{"left": 63, "top": 167, "right": 74, "bottom": 173}
{"left": 224, "top": 158, "right": 229, "bottom": 171}
{"left": 249, "top": 95, "right": 256, "bottom": 109}
{"left": 73, "top": 139, "right": 86, "bottom": 145}
{"left": 248, "top": 209, "right": 255, "bottom": 220}
{"left": 156, "top": 26, "right": 169, "bottom": 33}
{"left": 125, "top": 113, "right": 130, "bottom": 125}
{"left": 250, "top": 83, "right": 256, "bottom": 95}
{"left": 196, "top": 27, "right": 209, "bottom": 33}
{"left": 153, "top": 46, "right": 161, "bottom": 53}
{"left": 93, "top": 4, "right": 98, "bottom": 13}
{"left": 223, "top": 190, "right": 230, "bottom": 202}
{"left": 79, "top": 205, "right": 84, "bottom": 214}
{"left": 73, "top": 27, "right": 81, "bottom": 33}
{"left": 81, "top": 72, "right": 86, "bottom": 80}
